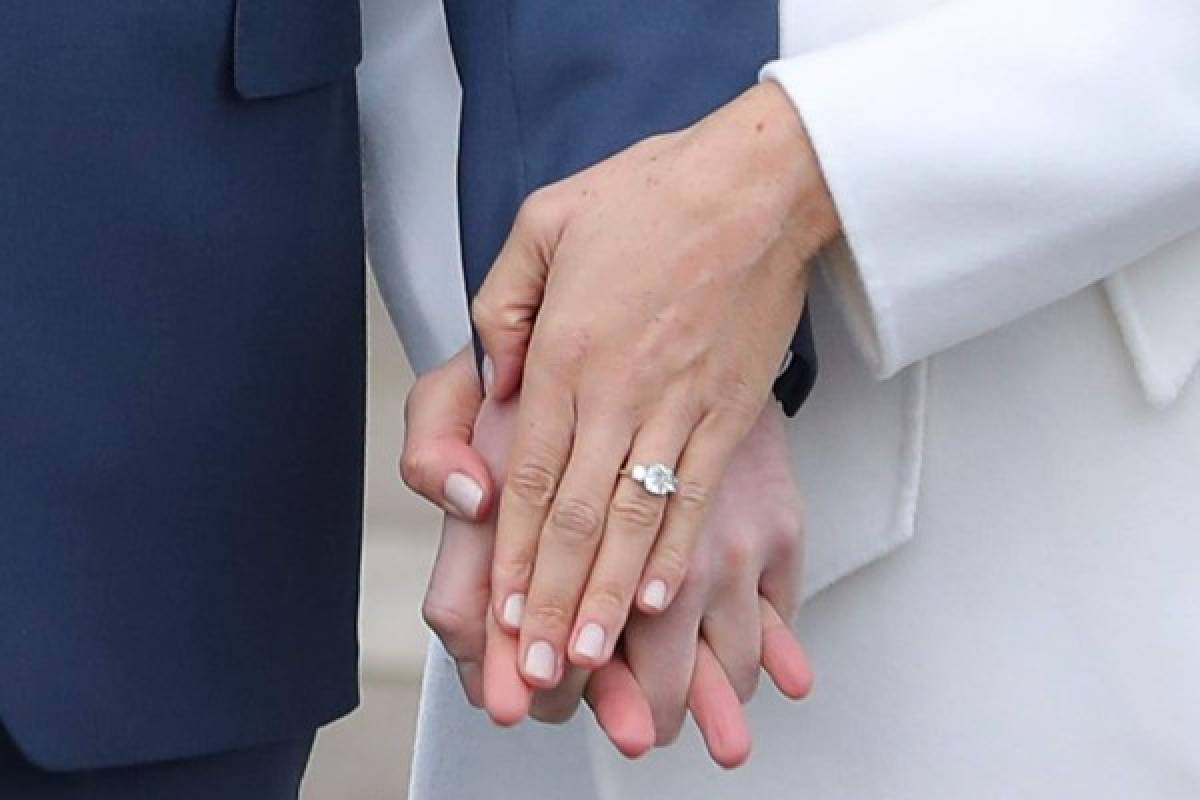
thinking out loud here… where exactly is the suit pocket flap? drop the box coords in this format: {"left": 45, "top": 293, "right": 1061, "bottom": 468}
{"left": 234, "top": 0, "right": 362, "bottom": 99}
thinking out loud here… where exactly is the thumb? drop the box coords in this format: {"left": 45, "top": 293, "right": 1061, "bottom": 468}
{"left": 470, "top": 191, "right": 559, "bottom": 401}
{"left": 400, "top": 347, "right": 495, "bottom": 521}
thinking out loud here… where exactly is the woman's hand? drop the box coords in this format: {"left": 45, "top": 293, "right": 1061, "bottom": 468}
{"left": 472, "top": 81, "right": 838, "bottom": 687}
{"left": 478, "top": 399, "right": 812, "bottom": 767}
{"left": 619, "top": 401, "right": 811, "bottom": 750}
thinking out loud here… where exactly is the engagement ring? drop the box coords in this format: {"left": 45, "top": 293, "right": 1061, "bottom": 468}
{"left": 622, "top": 463, "right": 680, "bottom": 497}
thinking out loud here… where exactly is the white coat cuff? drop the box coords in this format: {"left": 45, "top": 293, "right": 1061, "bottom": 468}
{"left": 761, "top": 46, "right": 926, "bottom": 381}
{"left": 760, "top": 51, "right": 912, "bottom": 379}
{"left": 761, "top": 0, "right": 1200, "bottom": 380}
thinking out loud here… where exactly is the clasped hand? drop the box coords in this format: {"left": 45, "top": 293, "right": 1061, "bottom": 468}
{"left": 401, "top": 82, "right": 838, "bottom": 763}
{"left": 404, "top": 350, "right": 810, "bottom": 765}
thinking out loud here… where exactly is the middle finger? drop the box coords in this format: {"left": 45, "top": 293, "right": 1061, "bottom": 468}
{"left": 516, "top": 416, "right": 632, "bottom": 687}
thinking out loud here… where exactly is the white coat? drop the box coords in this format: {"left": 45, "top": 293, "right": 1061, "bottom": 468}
{"left": 358, "top": 0, "right": 1200, "bottom": 796}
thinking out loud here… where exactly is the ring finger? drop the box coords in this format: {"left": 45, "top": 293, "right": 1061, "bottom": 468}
{"left": 637, "top": 413, "right": 742, "bottom": 615}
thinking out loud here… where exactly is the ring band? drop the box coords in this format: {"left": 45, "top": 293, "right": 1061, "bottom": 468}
{"left": 621, "top": 463, "right": 680, "bottom": 497}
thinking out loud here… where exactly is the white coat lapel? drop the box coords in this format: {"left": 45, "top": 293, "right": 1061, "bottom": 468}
{"left": 789, "top": 267, "right": 926, "bottom": 598}
{"left": 1103, "top": 231, "right": 1200, "bottom": 408}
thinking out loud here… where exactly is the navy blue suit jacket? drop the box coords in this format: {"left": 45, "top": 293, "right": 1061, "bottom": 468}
{"left": 1, "top": 0, "right": 365, "bottom": 770}
{"left": 443, "top": 0, "right": 817, "bottom": 414}
{"left": 0, "top": 0, "right": 815, "bottom": 774}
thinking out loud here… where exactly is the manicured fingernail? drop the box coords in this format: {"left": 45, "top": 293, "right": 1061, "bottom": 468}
{"left": 574, "top": 623, "right": 606, "bottom": 660}
{"left": 481, "top": 355, "right": 495, "bottom": 396}
{"left": 502, "top": 593, "right": 525, "bottom": 628}
{"left": 524, "top": 640, "right": 556, "bottom": 682}
{"left": 444, "top": 472, "right": 483, "bottom": 519}
{"left": 642, "top": 579, "right": 668, "bottom": 611}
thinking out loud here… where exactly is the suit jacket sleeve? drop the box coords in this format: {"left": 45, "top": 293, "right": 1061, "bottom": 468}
{"left": 763, "top": 0, "right": 1200, "bottom": 380}
{"left": 444, "top": 0, "right": 816, "bottom": 413}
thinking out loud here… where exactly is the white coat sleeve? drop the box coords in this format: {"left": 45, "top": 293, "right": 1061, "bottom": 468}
{"left": 359, "top": 0, "right": 472, "bottom": 376}
{"left": 762, "top": 0, "right": 1200, "bottom": 379}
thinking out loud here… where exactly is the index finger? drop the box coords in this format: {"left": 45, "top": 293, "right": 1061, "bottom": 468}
{"left": 489, "top": 368, "right": 575, "bottom": 634}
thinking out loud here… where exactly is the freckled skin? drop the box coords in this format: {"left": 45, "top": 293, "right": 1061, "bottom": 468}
{"left": 470, "top": 82, "right": 838, "bottom": 695}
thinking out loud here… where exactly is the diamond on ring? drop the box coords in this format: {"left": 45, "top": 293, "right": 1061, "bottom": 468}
{"left": 627, "top": 463, "right": 679, "bottom": 496}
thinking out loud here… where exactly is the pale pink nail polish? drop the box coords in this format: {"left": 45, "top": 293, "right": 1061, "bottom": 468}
{"left": 444, "top": 472, "right": 483, "bottom": 518}
{"left": 502, "top": 593, "right": 525, "bottom": 628}
{"left": 574, "top": 623, "right": 606, "bottom": 660}
{"left": 642, "top": 579, "right": 668, "bottom": 611}
{"left": 524, "top": 640, "right": 556, "bottom": 682}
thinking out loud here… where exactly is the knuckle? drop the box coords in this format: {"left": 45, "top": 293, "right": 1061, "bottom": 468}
{"left": 719, "top": 536, "right": 755, "bottom": 572}
{"left": 507, "top": 460, "right": 560, "bottom": 510}
{"left": 624, "top": 348, "right": 662, "bottom": 386}
{"left": 609, "top": 492, "right": 662, "bottom": 530}
{"left": 722, "top": 387, "right": 769, "bottom": 423}
{"left": 548, "top": 497, "right": 603, "bottom": 545}
{"left": 779, "top": 504, "right": 805, "bottom": 537}
{"left": 707, "top": 374, "right": 768, "bottom": 423}
{"left": 403, "top": 375, "right": 433, "bottom": 418}
{"left": 777, "top": 517, "right": 803, "bottom": 553}
{"left": 398, "top": 447, "right": 430, "bottom": 492}
{"left": 471, "top": 292, "right": 530, "bottom": 342}
{"left": 768, "top": 504, "right": 805, "bottom": 560}
{"left": 652, "top": 540, "right": 692, "bottom": 583}
{"left": 515, "top": 187, "right": 560, "bottom": 234}
{"left": 469, "top": 293, "right": 498, "bottom": 332}
{"left": 531, "top": 321, "right": 590, "bottom": 372}
{"left": 584, "top": 582, "right": 629, "bottom": 618}
{"left": 675, "top": 480, "right": 711, "bottom": 516}
{"left": 421, "top": 600, "right": 469, "bottom": 645}
{"left": 495, "top": 552, "right": 534, "bottom": 587}
{"left": 527, "top": 600, "right": 573, "bottom": 632}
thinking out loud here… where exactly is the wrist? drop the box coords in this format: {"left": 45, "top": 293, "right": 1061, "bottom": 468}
{"left": 723, "top": 82, "right": 841, "bottom": 262}
{"left": 756, "top": 82, "right": 841, "bottom": 256}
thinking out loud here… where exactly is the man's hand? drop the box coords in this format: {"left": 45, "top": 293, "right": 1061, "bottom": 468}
{"left": 399, "top": 348, "right": 495, "bottom": 524}
{"left": 471, "top": 81, "right": 839, "bottom": 689}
